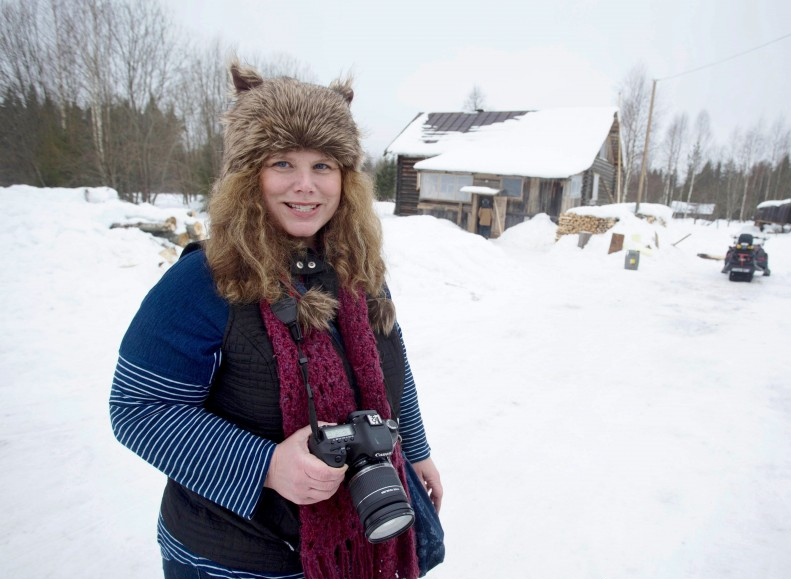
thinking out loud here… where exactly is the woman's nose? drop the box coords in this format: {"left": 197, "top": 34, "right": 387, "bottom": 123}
{"left": 292, "top": 168, "right": 314, "bottom": 192}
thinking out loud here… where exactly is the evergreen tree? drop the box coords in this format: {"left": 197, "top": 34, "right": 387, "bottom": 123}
{"left": 373, "top": 157, "right": 396, "bottom": 201}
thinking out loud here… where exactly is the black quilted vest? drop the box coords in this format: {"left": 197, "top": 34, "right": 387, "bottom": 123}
{"left": 160, "top": 300, "right": 406, "bottom": 574}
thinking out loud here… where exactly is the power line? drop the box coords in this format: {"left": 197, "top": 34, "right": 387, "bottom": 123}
{"left": 658, "top": 32, "right": 791, "bottom": 81}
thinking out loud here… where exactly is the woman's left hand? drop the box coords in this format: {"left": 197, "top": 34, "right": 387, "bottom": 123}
{"left": 410, "top": 457, "right": 443, "bottom": 514}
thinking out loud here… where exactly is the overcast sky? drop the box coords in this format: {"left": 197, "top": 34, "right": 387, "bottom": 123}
{"left": 162, "top": 0, "right": 791, "bottom": 158}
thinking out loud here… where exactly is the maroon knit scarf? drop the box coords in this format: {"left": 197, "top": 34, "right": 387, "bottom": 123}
{"left": 260, "top": 288, "right": 419, "bottom": 579}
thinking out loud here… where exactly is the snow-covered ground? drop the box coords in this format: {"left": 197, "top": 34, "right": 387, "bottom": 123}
{"left": 2, "top": 185, "right": 790, "bottom": 579}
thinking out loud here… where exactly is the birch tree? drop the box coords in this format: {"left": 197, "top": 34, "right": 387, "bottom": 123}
{"left": 617, "top": 64, "right": 654, "bottom": 202}
{"left": 733, "top": 124, "right": 764, "bottom": 221}
{"left": 683, "top": 111, "right": 711, "bottom": 215}
{"left": 173, "top": 39, "right": 227, "bottom": 198}
{"left": 660, "top": 112, "right": 688, "bottom": 206}
{"left": 45, "top": 0, "right": 82, "bottom": 128}
{"left": 463, "top": 85, "right": 487, "bottom": 112}
{"left": 111, "top": 0, "right": 179, "bottom": 201}
{"left": 742, "top": 125, "right": 765, "bottom": 222}
{"left": 0, "top": 0, "right": 48, "bottom": 100}
{"left": 722, "top": 153, "right": 740, "bottom": 222}
{"left": 72, "top": 0, "right": 117, "bottom": 185}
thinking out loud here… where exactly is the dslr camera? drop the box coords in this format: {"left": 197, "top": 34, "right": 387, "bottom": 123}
{"left": 269, "top": 297, "right": 414, "bottom": 543}
{"left": 309, "top": 410, "right": 415, "bottom": 543}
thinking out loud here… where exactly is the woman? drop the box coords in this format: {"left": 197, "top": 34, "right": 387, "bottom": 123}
{"left": 110, "top": 61, "right": 442, "bottom": 579}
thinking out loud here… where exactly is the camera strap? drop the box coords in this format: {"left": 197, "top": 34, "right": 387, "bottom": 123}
{"left": 271, "top": 296, "right": 320, "bottom": 440}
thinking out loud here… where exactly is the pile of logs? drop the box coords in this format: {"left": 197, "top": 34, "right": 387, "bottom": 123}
{"left": 110, "top": 213, "right": 206, "bottom": 247}
{"left": 556, "top": 213, "right": 618, "bottom": 239}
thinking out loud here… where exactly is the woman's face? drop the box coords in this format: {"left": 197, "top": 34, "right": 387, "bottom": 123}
{"left": 259, "top": 149, "right": 342, "bottom": 248}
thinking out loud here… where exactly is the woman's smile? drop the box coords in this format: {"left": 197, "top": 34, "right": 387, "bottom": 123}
{"left": 286, "top": 202, "right": 319, "bottom": 213}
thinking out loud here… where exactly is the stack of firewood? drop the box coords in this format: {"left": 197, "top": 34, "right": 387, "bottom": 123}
{"left": 556, "top": 213, "right": 618, "bottom": 239}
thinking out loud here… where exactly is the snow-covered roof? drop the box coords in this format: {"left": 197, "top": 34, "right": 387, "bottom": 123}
{"left": 757, "top": 198, "right": 791, "bottom": 209}
{"left": 386, "top": 107, "right": 618, "bottom": 179}
{"left": 385, "top": 110, "right": 528, "bottom": 158}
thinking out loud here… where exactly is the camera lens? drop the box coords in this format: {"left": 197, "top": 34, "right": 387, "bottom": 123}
{"left": 348, "top": 462, "right": 414, "bottom": 543}
{"left": 365, "top": 504, "right": 415, "bottom": 543}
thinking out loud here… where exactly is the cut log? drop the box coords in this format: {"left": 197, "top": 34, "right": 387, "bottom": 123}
{"left": 159, "top": 247, "right": 178, "bottom": 264}
{"left": 138, "top": 220, "right": 177, "bottom": 236}
{"left": 174, "top": 232, "right": 191, "bottom": 247}
{"left": 110, "top": 217, "right": 177, "bottom": 238}
{"left": 186, "top": 221, "right": 205, "bottom": 240}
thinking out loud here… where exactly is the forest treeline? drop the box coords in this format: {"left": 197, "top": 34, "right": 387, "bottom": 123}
{"left": 0, "top": 0, "right": 395, "bottom": 203}
{"left": 1, "top": 0, "right": 222, "bottom": 202}
{"left": 1, "top": 0, "right": 787, "bottom": 218}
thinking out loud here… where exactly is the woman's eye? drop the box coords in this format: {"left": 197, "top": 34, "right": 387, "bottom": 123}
{"left": 314, "top": 162, "right": 334, "bottom": 171}
{"left": 272, "top": 160, "right": 290, "bottom": 168}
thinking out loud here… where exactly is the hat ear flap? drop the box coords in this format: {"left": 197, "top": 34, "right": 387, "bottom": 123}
{"left": 230, "top": 63, "right": 264, "bottom": 94}
{"left": 329, "top": 76, "right": 354, "bottom": 106}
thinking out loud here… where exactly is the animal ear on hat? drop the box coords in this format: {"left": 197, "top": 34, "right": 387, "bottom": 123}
{"left": 230, "top": 62, "right": 264, "bottom": 94}
{"left": 329, "top": 76, "right": 354, "bottom": 106}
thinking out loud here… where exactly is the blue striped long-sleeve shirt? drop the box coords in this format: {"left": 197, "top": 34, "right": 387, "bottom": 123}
{"left": 110, "top": 249, "right": 430, "bottom": 541}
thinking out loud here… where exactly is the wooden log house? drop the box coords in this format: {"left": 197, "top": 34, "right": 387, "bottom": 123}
{"left": 384, "top": 108, "right": 622, "bottom": 238}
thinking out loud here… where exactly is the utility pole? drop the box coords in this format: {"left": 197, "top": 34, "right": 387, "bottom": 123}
{"left": 635, "top": 78, "right": 657, "bottom": 214}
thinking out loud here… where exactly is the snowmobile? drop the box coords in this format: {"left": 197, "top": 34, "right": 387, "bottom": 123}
{"left": 721, "top": 233, "right": 770, "bottom": 282}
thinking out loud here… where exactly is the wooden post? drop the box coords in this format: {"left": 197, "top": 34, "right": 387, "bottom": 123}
{"left": 636, "top": 79, "right": 657, "bottom": 214}
{"left": 493, "top": 196, "right": 507, "bottom": 237}
{"left": 469, "top": 194, "right": 479, "bottom": 233}
{"left": 608, "top": 233, "right": 625, "bottom": 254}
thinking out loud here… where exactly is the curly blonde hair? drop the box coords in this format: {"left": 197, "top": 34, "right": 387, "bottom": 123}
{"left": 205, "top": 163, "right": 386, "bottom": 304}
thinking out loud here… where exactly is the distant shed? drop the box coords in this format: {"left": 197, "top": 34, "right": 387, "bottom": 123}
{"left": 754, "top": 199, "right": 791, "bottom": 227}
{"left": 670, "top": 201, "right": 716, "bottom": 220}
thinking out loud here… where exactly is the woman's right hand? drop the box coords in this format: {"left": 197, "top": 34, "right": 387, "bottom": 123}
{"left": 264, "top": 424, "right": 348, "bottom": 504}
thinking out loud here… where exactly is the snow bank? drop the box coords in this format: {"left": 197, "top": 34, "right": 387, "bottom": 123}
{"left": 3, "top": 186, "right": 791, "bottom": 579}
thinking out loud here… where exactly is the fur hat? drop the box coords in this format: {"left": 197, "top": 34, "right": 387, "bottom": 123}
{"left": 220, "top": 61, "right": 364, "bottom": 175}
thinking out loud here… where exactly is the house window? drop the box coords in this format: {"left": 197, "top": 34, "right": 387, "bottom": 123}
{"left": 568, "top": 174, "right": 582, "bottom": 199}
{"left": 599, "top": 141, "right": 612, "bottom": 162}
{"left": 592, "top": 173, "right": 600, "bottom": 202}
{"left": 501, "top": 177, "right": 523, "bottom": 199}
{"left": 419, "top": 172, "right": 473, "bottom": 202}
